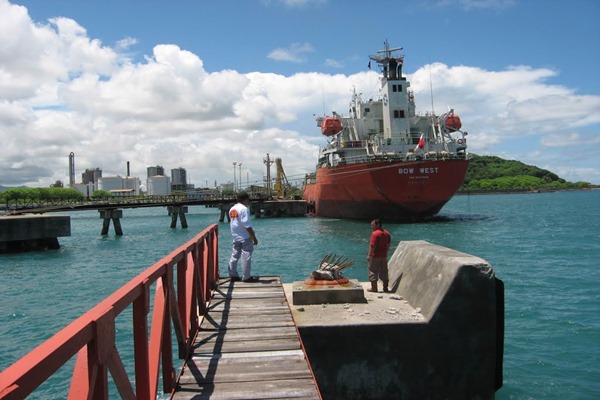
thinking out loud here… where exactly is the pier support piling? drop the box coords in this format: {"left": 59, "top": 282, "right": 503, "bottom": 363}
{"left": 99, "top": 209, "right": 123, "bottom": 235}
{"left": 218, "top": 203, "right": 233, "bottom": 222}
{"left": 168, "top": 206, "right": 188, "bottom": 228}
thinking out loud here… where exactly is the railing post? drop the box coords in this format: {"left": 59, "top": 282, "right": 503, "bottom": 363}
{"left": 132, "top": 283, "right": 150, "bottom": 399}
{"left": 160, "top": 276, "right": 175, "bottom": 394}
{"left": 196, "top": 244, "right": 207, "bottom": 316}
{"left": 167, "top": 259, "right": 186, "bottom": 358}
{"left": 209, "top": 227, "right": 219, "bottom": 288}
{"left": 177, "top": 255, "right": 190, "bottom": 354}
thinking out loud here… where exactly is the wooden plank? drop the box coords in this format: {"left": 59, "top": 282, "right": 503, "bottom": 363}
{"left": 209, "top": 306, "right": 291, "bottom": 315}
{"left": 201, "top": 313, "right": 295, "bottom": 330}
{"left": 173, "top": 378, "right": 320, "bottom": 400}
{"left": 178, "top": 354, "right": 313, "bottom": 384}
{"left": 190, "top": 349, "right": 307, "bottom": 361}
{"left": 209, "top": 297, "right": 289, "bottom": 311}
{"left": 195, "top": 325, "right": 298, "bottom": 342}
{"left": 212, "top": 290, "right": 287, "bottom": 300}
{"left": 193, "top": 337, "right": 301, "bottom": 355}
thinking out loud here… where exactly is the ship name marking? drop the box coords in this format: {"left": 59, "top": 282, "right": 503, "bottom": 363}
{"left": 398, "top": 167, "right": 439, "bottom": 175}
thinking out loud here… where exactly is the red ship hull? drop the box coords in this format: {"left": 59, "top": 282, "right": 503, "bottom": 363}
{"left": 303, "top": 158, "right": 469, "bottom": 221}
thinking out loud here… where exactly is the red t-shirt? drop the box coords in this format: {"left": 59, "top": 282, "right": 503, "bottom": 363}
{"left": 370, "top": 228, "right": 391, "bottom": 257}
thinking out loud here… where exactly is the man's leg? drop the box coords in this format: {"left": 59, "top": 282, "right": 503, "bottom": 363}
{"left": 379, "top": 259, "right": 390, "bottom": 292}
{"left": 240, "top": 239, "right": 255, "bottom": 280}
{"left": 367, "top": 260, "right": 378, "bottom": 292}
{"left": 228, "top": 241, "right": 243, "bottom": 278}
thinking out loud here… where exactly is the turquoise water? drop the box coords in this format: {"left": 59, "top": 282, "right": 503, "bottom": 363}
{"left": 1, "top": 191, "right": 599, "bottom": 399}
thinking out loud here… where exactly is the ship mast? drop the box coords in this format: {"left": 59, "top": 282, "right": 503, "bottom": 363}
{"left": 370, "top": 40, "right": 404, "bottom": 81}
{"left": 369, "top": 40, "right": 410, "bottom": 144}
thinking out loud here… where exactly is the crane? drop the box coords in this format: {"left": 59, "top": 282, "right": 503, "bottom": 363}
{"left": 273, "top": 157, "right": 291, "bottom": 198}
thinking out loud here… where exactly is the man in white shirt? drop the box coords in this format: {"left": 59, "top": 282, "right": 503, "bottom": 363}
{"left": 228, "top": 191, "right": 259, "bottom": 282}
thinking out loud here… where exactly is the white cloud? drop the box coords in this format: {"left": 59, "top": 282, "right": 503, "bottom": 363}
{"left": 261, "top": 0, "right": 327, "bottom": 7}
{"left": 116, "top": 37, "right": 137, "bottom": 50}
{"left": 324, "top": 59, "right": 344, "bottom": 68}
{"left": 426, "top": 0, "right": 515, "bottom": 10}
{"left": 267, "top": 42, "right": 314, "bottom": 63}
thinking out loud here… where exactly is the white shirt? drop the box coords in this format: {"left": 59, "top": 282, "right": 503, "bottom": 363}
{"left": 229, "top": 202, "right": 252, "bottom": 241}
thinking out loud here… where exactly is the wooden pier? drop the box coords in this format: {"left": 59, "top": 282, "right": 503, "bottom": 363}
{"left": 172, "top": 276, "right": 321, "bottom": 399}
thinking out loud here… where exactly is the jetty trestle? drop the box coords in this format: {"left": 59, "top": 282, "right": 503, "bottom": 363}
{"left": 168, "top": 205, "right": 188, "bottom": 228}
{"left": 99, "top": 208, "right": 123, "bottom": 235}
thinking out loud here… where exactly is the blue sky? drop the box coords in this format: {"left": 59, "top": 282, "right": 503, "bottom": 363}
{"left": 1, "top": 0, "right": 599, "bottom": 187}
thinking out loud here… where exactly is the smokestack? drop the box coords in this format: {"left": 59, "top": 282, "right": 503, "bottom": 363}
{"left": 69, "top": 152, "right": 75, "bottom": 187}
{"left": 127, "top": 161, "right": 130, "bottom": 177}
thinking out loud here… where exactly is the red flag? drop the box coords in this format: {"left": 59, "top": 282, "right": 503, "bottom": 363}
{"left": 415, "top": 133, "right": 425, "bottom": 151}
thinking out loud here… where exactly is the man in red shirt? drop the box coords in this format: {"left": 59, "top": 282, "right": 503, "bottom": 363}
{"left": 367, "top": 218, "right": 391, "bottom": 293}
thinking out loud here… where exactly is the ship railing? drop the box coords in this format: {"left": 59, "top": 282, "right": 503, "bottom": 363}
{"left": 0, "top": 224, "right": 220, "bottom": 400}
{"left": 339, "top": 140, "right": 367, "bottom": 148}
{"left": 373, "top": 135, "right": 421, "bottom": 147}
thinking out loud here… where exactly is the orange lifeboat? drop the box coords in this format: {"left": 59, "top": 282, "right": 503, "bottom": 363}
{"left": 321, "top": 116, "right": 343, "bottom": 136}
{"left": 445, "top": 114, "right": 462, "bottom": 132}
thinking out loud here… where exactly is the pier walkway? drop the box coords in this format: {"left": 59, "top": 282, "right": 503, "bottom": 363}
{"left": 173, "top": 276, "right": 321, "bottom": 399}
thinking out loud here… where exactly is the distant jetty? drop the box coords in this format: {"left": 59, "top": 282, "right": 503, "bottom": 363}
{"left": 0, "top": 214, "right": 71, "bottom": 252}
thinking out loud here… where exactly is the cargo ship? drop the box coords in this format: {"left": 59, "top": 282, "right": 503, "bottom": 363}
{"left": 303, "top": 41, "right": 470, "bottom": 221}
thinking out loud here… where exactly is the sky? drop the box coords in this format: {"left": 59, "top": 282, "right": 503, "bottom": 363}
{"left": 1, "top": 0, "right": 599, "bottom": 189}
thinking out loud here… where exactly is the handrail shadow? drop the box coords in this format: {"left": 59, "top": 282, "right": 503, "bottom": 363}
{"left": 177, "top": 279, "right": 236, "bottom": 397}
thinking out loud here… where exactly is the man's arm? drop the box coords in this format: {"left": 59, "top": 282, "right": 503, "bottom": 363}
{"left": 367, "top": 233, "right": 376, "bottom": 260}
{"left": 246, "top": 226, "right": 258, "bottom": 245}
{"left": 367, "top": 243, "right": 376, "bottom": 260}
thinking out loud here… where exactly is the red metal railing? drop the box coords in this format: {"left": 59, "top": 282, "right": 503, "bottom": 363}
{"left": 0, "top": 224, "right": 220, "bottom": 399}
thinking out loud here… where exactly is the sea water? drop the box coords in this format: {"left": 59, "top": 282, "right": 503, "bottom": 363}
{"left": 0, "top": 190, "right": 599, "bottom": 399}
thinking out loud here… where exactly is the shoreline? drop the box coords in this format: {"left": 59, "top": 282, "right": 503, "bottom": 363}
{"left": 456, "top": 187, "right": 599, "bottom": 196}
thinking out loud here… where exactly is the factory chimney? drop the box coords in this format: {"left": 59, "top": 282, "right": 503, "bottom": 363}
{"left": 127, "top": 161, "right": 130, "bottom": 177}
{"left": 69, "top": 152, "right": 75, "bottom": 187}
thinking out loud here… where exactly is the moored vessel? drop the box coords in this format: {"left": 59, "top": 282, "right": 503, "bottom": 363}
{"left": 303, "top": 40, "right": 469, "bottom": 221}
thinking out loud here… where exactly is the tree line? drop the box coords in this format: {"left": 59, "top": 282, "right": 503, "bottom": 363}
{"left": 460, "top": 154, "right": 591, "bottom": 192}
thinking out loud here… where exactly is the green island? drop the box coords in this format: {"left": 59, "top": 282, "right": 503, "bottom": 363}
{"left": 459, "top": 154, "right": 593, "bottom": 193}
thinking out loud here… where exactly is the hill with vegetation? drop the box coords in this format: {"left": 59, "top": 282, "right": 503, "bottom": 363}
{"left": 460, "top": 154, "right": 591, "bottom": 192}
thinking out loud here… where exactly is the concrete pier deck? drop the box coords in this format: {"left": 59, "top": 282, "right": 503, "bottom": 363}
{"left": 285, "top": 281, "right": 425, "bottom": 326}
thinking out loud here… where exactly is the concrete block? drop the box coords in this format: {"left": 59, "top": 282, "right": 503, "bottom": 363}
{"left": 292, "top": 279, "right": 366, "bottom": 305}
{"left": 0, "top": 214, "right": 70, "bottom": 252}
{"left": 0, "top": 215, "right": 71, "bottom": 241}
{"left": 293, "top": 241, "right": 504, "bottom": 400}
